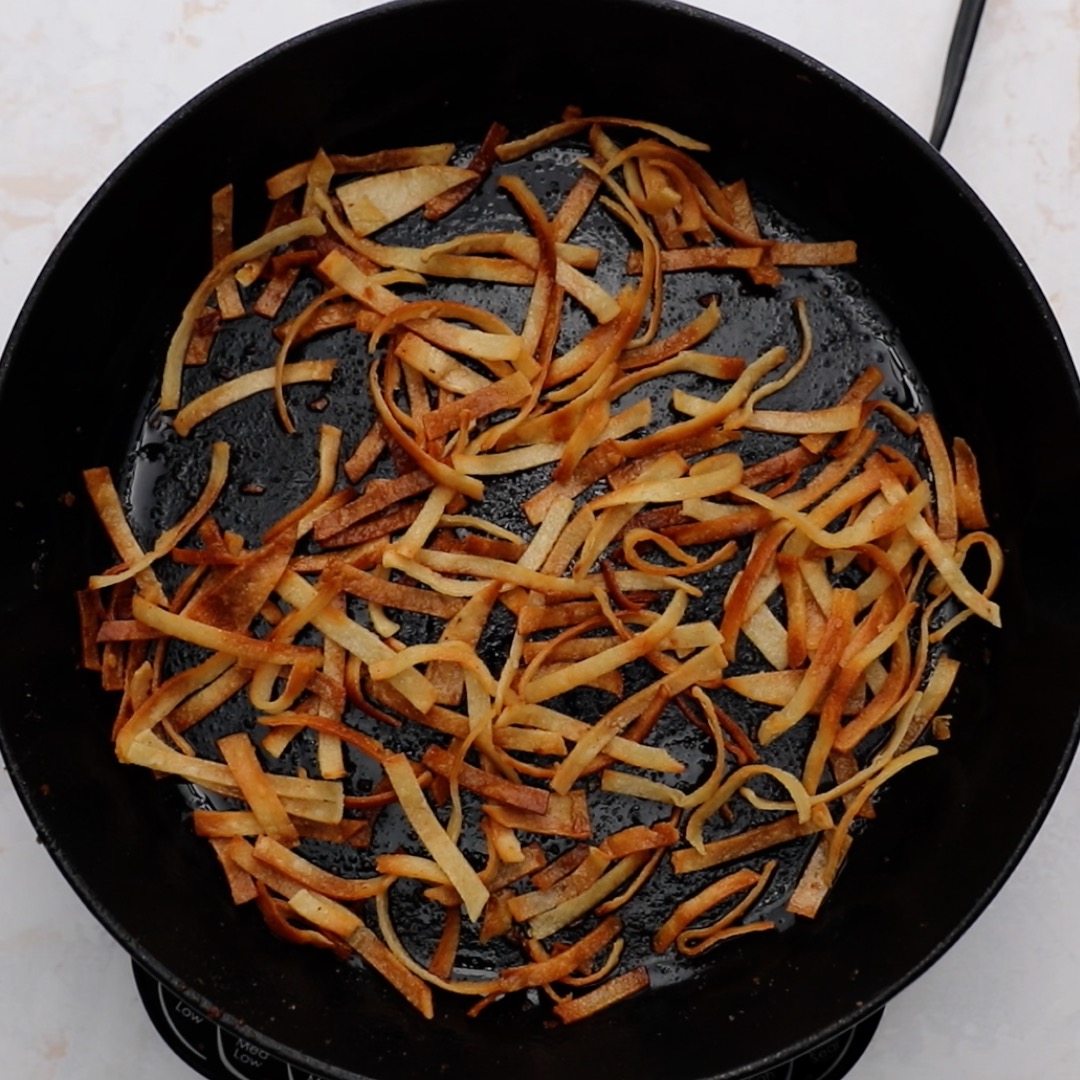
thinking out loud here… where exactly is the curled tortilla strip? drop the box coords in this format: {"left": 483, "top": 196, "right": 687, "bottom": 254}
{"left": 173, "top": 361, "right": 337, "bottom": 438}
{"left": 89, "top": 443, "right": 230, "bottom": 590}
{"left": 384, "top": 754, "right": 489, "bottom": 921}
{"left": 130, "top": 595, "right": 320, "bottom": 668}
{"left": 496, "top": 116, "right": 708, "bottom": 162}
{"left": 653, "top": 867, "right": 759, "bottom": 953}
{"left": 673, "top": 804, "right": 832, "bottom": 875}
{"left": 525, "top": 589, "right": 688, "bottom": 707}
{"left": 162, "top": 216, "right": 326, "bottom": 411}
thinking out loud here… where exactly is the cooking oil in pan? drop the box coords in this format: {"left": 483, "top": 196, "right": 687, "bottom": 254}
{"left": 114, "top": 142, "right": 945, "bottom": 1006}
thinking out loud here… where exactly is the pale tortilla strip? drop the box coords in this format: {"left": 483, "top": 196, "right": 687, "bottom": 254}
{"left": 337, "top": 166, "right": 478, "bottom": 236}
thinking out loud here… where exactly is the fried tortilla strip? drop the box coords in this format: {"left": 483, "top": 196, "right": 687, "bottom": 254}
{"left": 599, "top": 771, "right": 686, "bottom": 807}
{"left": 218, "top": 732, "right": 300, "bottom": 846}
{"left": 953, "top": 436, "right": 989, "bottom": 529}
{"left": 620, "top": 299, "right": 720, "bottom": 369}
{"left": 421, "top": 745, "right": 550, "bottom": 814}
{"left": 182, "top": 527, "right": 296, "bottom": 631}
{"left": 425, "top": 121, "right": 508, "bottom": 220}
{"left": 194, "top": 812, "right": 367, "bottom": 845}
{"left": 358, "top": 245, "right": 538, "bottom": 284}
{"left": 369, "top": 298, "right": 527, "bottom": 367}
{"left": 483, "top": 791, "right": 591, "bottom": 840}
{"left": 314, "top": 470, "right": 436, "bottom": 543}
{"left": 88, "top": 442, "right": 230, "bottom": 592}
{"left": 82, "top": 470, "right": 168, "bottom": 606}
{"left": 227, "top": 837, "right": 304, "bottom": 898}
{"left": 285, "top": 888, "right": 362, "bottom": 940}
{"left": 254, "top": 885, "right": 347, "bottom": 954}
{"left": 625, "top": 247, "right": 762, "bottom": 273}
{"left": 210, "top": 184, "right": 244, "bottom": 319}
{"left": 524, "top": 589, "right": 688, "bottom": 706}
{"left": 420, "top": 372, "right": 532, "bottom": 442}
{"left": 508, "top": 848, "right": 611, "bottom": 924}
{"left": 395, "top": 332, "right": 492, "bottom": 396}
{"left": 265, "top": 145, "right": 455, "bottom": 199}
{"left": 183, "top": 307, "right": 221, "bottom": 367}
{"left": 172, "top": 361, "right": 337, "bottom": 438}
{"left": 428, "top": 905, "right": 462, "bottom": 980}
{"left": 384, "top": 753, "right": 490, "bottom": 921}
{"left": 336, "top": 165, "right": 478, "bottom": 236}
{"left": 735, "top": 403, "right": 863, "bottom": 436}
{"left": 918, "top": 413, "right": 958, "bottom": 545}
{"left": 527, "top": 853, "right": 648, "bottom": 939}
{"left": 253, "top": 264, "right": 301, "bottom": 319}
{"left": 392, "top": 547, "right": 597, "bottom": 598}
{"left": 598, "top": 822, "right": 680, "bottom": 859}
{"left": 131, "top": 595, "right": 320, "bottom": 668}
{"left": 529, "top": 846, "right": 590, "bottom": 892}
{"left": 209, "top": 837, "right": 257, "bottom": 904}
{"left": 76, "top": 589, "right": 107, "bottom": 670}
{"left": 490, "top": 916, "right": 623, "bottom": 994}
{"left": 275, "top": 571, "right": 436, "bottom": 713}
{"left": 496, "top": 114, "right": 709, "bottom": 161}
{"left": 266, "top": 427, "right": 343, "bottom": 541}
{"left": 274, "top": 299, "right": 364, "bottom": 345}
{"left": 672, "top": 804, "right": 832, "bottom": 875}
{"left": 757, "top": 589, "right": 857, "bottom": 746}
{"left": 287, "top": 890, "right": 435, "bottom": 1018}
{"left": 516, "top": 599, "right": 615, "bottom": 634}
{"left": 546, "top": 645, "right": 723, "bottom": 796}
{"left": 677, "top": 919, "right": 776, "bottom": 957}
{"left": 343, "top": 420, "right": 387, "bottom": 486}
{"left": 786, "top": 836, "right": 851, "bottom": 919}
{"left": 333, "top": 564, "right": 464, "bottom": 620}
{"left": 375, "top": 854, "right": 451, "bottom": 886}
{"left": 253, "top": 835, "right": 388, "bottom": 901}
{"left": 499, "top": 704, "right": 683, "bottom": 774}
{"left": 770, "top": 241, "right": 858, "bottom": 266}
{"left": 332, "top": 145, "right": 456, "bottom": 174}
{"left": 425, "top": 581, "right": 500, "bottom": 706}
{"left": 586, "top": 455, "right": 743, "bottom": 510}
{"left": 552, "top": 967, "right": 649, "bottom": 1024}
{"left": 162, "top": 216, "right": 326, "bottom": 411}
{"left": 653, "top": 867, "right": 760, "bottom": 952}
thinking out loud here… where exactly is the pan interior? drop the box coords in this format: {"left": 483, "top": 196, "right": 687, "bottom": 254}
{"left": 2, "top": 2, "right": 1079, "bottom": 1079}
{"left": 121, "top": 135, "right": 936, "bottom": 993}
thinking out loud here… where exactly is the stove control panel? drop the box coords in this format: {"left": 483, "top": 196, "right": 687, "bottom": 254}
{"left": 133, "top": 960, "right": 882, "bottom": 1080}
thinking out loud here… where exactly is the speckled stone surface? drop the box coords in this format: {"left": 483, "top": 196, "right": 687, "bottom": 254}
{"left": 2, "top": 3, "right": 1079, "bottom": 1078}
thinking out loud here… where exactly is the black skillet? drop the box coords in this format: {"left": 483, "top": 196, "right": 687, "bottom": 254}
{"left": 3, "top": 1, "right": 1080, "bottom": 1078}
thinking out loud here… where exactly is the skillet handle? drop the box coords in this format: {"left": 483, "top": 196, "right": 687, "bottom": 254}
{"left": 930, "top": 0, "right": 987, "bottom": 149}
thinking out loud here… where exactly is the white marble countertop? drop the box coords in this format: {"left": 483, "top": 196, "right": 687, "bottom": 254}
{"left": 2, "top": 2, "right": 1079, "bottom": 1077}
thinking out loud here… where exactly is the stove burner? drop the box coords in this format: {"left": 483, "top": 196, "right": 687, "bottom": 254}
{"left": 133, "top": 961, "right": 883, "bottom": 1080}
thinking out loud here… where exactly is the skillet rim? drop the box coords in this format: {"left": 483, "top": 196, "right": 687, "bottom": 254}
{"left": 2, "top": 1, "right": 1079, "bottom": 1077}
